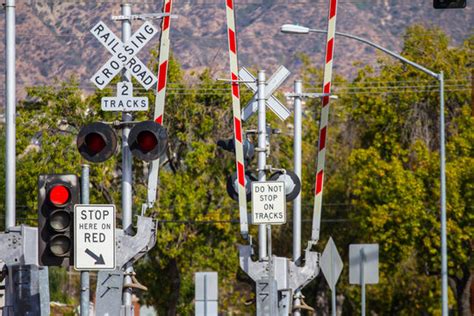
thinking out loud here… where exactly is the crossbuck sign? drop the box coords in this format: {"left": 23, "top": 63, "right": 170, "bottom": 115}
{"left": 90, "top": 21, "right": 158, "bottom": 90}
{"left": 239, "top": 66, "right": 291, "bottom": 122}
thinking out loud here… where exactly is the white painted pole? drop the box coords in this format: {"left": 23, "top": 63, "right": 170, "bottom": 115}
{"left": 80, "top": 165, "right": 90, "bottom": 316}
{"left": 257, "top": 70, "right": 267, "bottom": 260}
{"left": 120, "top": 3, "right": 134, "bottom": 315}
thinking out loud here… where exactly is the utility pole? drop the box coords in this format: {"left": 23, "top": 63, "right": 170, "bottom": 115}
{"left": 5, "top": 0, "right": 16, "bottom": 231}
{"left": 120, "top": 3, "right": 134, "bottom": 315}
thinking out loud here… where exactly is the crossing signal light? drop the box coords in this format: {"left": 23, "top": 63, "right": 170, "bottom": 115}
{"left": 77, "top": 122, "right": 117, "bottom": 163}
{"left": 268, "top": 170, "right": 301, "bottom": 202}
{"left": 433, "top": 0, "right": 466, "bottom": 8}
{"left": 77, "top": 121, "right": 168, "bottom": 162}
{"left": 38, "top": 174, "right": 80, "bottom": 267}
{"left": 129, "top": 121, "right": 168, "bottom": 161}
{"left": 217, "top": 138, "right": 255, "bottom": 164}
{"left": 226, "top": 171, "right": 257, "bottom": 201}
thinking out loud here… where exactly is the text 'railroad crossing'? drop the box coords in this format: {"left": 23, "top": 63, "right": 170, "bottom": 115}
{"left": 90, "top": 21, "right": 158, "bottom": 90}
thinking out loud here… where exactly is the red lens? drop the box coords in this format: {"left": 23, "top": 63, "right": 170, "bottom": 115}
{"left": 85, "top": 133, "right": 106, "bottom": 154}
{"left": 49, "top": 185, "right": 70, "bottom": 206}
{"left": 137, "top": 131, "right": 157, "bottom": 153}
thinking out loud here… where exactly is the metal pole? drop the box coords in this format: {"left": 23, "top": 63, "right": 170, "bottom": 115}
{"left": 332, "top": 287, "right": 336, "bottom": 316}
{"left": 292, "top": 80, "right": 303, "bottom": 316}
{"left": 293, "top": 80, "right": 302, "bottom": 264}
{"left": 360, "top": 248, "right": 365, "bottom": 316}
{"left": 80, "top": 165, "right": 90, "bottom": 316}
{"left": 257, "top": 70, "right": 267, "bottom": 260}
{"left": 439, "top": 71, "right": 448, "bottom": 316}
{"left": 5, "top": 0, "right": 16, "bottom": 230}
{"left": 120, "top": 3, "right": 134, "bottom": 315}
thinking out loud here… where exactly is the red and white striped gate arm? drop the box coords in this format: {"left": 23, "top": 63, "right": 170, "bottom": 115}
{"left": 311, "top": 0, "right": 338, "bottom": 243}
{"left": 146, "top": 0, "right": 173, "bottom": 208}
{"left": 225, "top": 0, "right": 248, "bottom": 237}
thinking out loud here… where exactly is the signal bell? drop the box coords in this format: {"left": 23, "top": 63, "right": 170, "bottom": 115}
{"left": 77, "top": 122, "right": 117, "bottom": 163}
{"left": 129, "top": 120, "right": 168, "bottom": 161}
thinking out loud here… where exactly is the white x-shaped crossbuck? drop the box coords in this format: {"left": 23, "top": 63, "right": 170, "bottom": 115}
{"left": 90, "top": 21, "right": 158, "bottom": 90}
{"left": 239, "top": 66, "right": 291, "bottom": 121}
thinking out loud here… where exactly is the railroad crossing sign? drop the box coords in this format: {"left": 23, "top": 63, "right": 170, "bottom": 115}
{"left": 101, "top": 82, "right": 149, "bottom": 111}
{"left": 74, "top": 204, "right": 115, "bottom": 270}
{"left": 251, "top": 181, "right": 286, "bottom": 225}
{"left": 239, "top": 66, "right": 291, "bottom": 121}
{"left": 90, "top": 21, "right": 158, "bottom": 90}
{"left": 320, "top": 237, "right": 343, "bottom": 291}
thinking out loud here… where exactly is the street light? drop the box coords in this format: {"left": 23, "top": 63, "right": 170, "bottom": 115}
{"left": 281, "top": 23, "right": 449, "bottom": 316}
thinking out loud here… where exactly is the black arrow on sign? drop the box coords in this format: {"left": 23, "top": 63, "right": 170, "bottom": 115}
{"left": 85, "top": 248, "right": 105, "bottom": 265}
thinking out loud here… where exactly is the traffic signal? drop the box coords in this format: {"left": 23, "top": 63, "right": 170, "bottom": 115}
{"left": 129, "top": 120, "right": 168, "bottom": 161}
{"left": 226, "top": 171, "right": 257, "bottom": 201}
{"left": 77, "top": 122, "right": 117, "bottom": 163}
{"left": 38, "top": 174, "right": 80, "bottom": 267}
{"left": 269, "top": 170, "right": 301, "bottom": 202}
{"left": 433, "top": 0, "right": 466, "bottom": 8}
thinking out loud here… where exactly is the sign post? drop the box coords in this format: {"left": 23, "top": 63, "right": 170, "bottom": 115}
{"left": 320, "top": 237, "right": 343, "bottom": 316}
{"left": 74, "top": 205, "right": 116, "bottom": 270}
{"left": 349, "top": 244, "right": 379, "bottom": 316}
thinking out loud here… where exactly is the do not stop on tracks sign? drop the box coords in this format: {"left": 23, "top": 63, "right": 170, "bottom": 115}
{"left": 74, "top": 204, "right": 115, "bottom": 270}
{"left": 251, "top": 181, "right": 286, "bottom": 225}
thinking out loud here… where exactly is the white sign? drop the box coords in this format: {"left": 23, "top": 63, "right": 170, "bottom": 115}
{"left": 320, "top": 237, "right": 343, "bottom": 291}
{"left": 90, "top": 21, "right": 158, "bottom": 90}
{"left": 239, "top": 66, "right": 291, "bottom": 121}
{"left": 74, "top": 204, "right": 115, "bottom": 270}
{"left": 101, "top": 82, "right": 149, "bottom": 111}
{"left": 251, "top": 181, "right": 286, "bottom": 224}
{"left": 349, "top": 244, "right": 379, "bottom": 284}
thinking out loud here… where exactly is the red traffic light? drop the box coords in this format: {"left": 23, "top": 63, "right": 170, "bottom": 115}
{"left": 49, "top": 185, "right": 70, "bottom": 206}
{"left": 77, "top": 122, "right": 117, "bottom": 163}
{"left": 129, "top": 121, "right": 168, "bottom": 161}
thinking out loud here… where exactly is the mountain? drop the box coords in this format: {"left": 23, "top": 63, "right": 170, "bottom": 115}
{"left": 0, "top": 0, "right": 472, "bottom": 99}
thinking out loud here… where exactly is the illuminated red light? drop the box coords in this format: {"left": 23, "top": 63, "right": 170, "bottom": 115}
{"left": 49, "top": 185, "right": 70, "bottom": 206}
{"left": 85, "top": 132, "right": 106, "bottom": 154}
{"left": 137, "top": 131, "right": 158, "bottom": 153}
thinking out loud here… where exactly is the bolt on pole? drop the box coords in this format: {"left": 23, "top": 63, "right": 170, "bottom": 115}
{"left": 257, "top": 70, "right": 268, "bottom": 260}
{"left": 120, "top": 3, "right": 134, "bottom": 315}
{"left": 80, "top": 165, "right": 90, "bottom": 316}
{"left": 5, "top": 0, "right": 16, "bottom": 230}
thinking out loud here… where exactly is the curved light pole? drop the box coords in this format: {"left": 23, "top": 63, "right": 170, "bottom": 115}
{"left": 281, "top": 24, "right": 448, "bottom": 315}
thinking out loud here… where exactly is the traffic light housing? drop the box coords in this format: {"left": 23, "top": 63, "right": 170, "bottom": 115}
{"left": 129, "top": 120, "right": 168, "bottom": 161}
{"left": 77, "top": 122, "right": 117, "bottom": 163}
{"left": 433, "top": 0, "right": 466, "bottom": 8}
{"left": 38, "top": 174, "right": 80, "bottom": 267}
